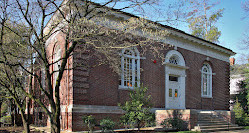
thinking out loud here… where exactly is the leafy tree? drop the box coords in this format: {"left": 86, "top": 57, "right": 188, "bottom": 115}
{"left": 186, "top": 0, "right": 223, "bottom": 43}
{"left": 82, "top": 115, "right": 96, "bottom": 133}
{"left": 0, "top": 0, "right": 172, "bottom": 133}
{"left": 99, "top": 118, "right": 115, "bottom": 132}
{"left": 119, "top": 86, "right": 154, "bottom": 130}
{"left": 235, "top": 80, "right": 249, "bottom": 113}
{"left": 0, "top": 35, "right": 32, "bottom": 133}
{"left": 233, "top": 98, "right": 249, "bottom": 126}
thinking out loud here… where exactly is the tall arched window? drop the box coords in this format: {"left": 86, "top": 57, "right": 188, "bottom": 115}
{"left": 119, "top": 47, "right": 140, "bottom": 89}
{"left": 53, "top": 46, "right": 61, "bottom": 89}
{"left": 201, "top": 63, "right": 212, "bottom": 97}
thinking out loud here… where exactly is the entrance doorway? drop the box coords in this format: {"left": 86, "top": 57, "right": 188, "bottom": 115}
{"left": 164, "top": 50, "right": 187, "bottom": 109}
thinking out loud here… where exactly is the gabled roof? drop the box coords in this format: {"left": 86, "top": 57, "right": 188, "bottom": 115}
{"left": 107, "top": 5, "right": 235, "bottom": 56}
{"left": 46, "top": 0, "right": 236, "bottom": 56}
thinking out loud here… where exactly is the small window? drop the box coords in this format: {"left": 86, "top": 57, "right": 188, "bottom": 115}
{"left": 39, "top": 112, "right": 42, "bottom": 120}
{"left": 169, "top": 56, "right": 178, "bottom": 65}
{"left": 169, "top": 76, "right": 178, "bottom": 82}
{"left": 169, "top": 89, "right": 172, "bottom": 97}
{"left": 175, "top": 89, "right": 178, "bottom": 97}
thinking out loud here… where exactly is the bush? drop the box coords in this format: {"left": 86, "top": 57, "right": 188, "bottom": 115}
{"left": 144, "top": 113, "right": 156, "bottom": 127}
{"left": 0, "top": 115, "right": 12, "bottom": 124}
{"left": 119, "top": 85, "right": 154, "bottom": 129}
{"left": 1, "top": 101, "right": 9, "bottom": 117}
{"left": 233, "top": 99, "right": 249, "bottom": 125}
{"left": 82, "top": 115, "right": 96, "bottom": 133}
{"left": 100, "top": 118, "right": 115, "bottom": 132}
{"left": 161, "top": 117, "right": 186, "bottom": 131}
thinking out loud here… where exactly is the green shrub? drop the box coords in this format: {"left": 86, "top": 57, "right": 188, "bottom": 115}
{"left": 0, "top": 115, "right": 12, "bottom": 123}
{"left": 1, "top": 102, "right": 9, "bottom": 117}
{"left": 161, "top": 117, "right": 185, "bottom": 131}
{"left": 144, "top": 113, "right": 156, "bottom": 127}
{"left": 233, "top": 98, "right": 249, "bottom": 125}
{"left": 119, "top": 85, "right": 154, "bottom": 129}
{"left": 82, "top": 115, "right": 96, "bottom": 133}
{"left": 100, "top": 118, "right": 115, "bottom": 132}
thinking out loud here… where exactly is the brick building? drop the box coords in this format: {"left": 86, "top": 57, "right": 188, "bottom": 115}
{"left": 30, "top": 1, "right": 236, "bottom": 132}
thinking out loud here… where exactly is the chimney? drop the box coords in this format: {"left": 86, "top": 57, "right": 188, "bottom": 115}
{"left": 230, "top": 58, "right": 235, "bottom": 65}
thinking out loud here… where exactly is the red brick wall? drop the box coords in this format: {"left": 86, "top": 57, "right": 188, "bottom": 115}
{"left": 44, "top": 31, "right": 231, "bottom": 131}
{"left": 72, "top": 113, "right": 122, "bottom": 131}
{"left": 72, "top": 46, "right": 230, "bottom": 110}
{"left": 40, "top": 31, "right": 74, "bottom": 130}
{"left": 156, "top": 109, "right": 198, "bottom": 130}
{"left": 69, "top": 45, "right": 230, "bottom": 131}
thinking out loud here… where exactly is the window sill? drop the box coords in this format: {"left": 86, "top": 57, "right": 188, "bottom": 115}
{"left": 201, "top": 96, "right": 213, "bottom": 98}
{"left": 118, "top": 86, "right": 135, "bottom": 90}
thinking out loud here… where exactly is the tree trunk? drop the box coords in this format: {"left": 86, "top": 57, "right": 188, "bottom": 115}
{"left": 0, "top": 102, "right": 2, "bottom": 118}
{"left": 50, "top": 115, "right": 60, "bottom": 133}
{"left": 20, "top": 110, "right": 30, "bottom": 133}
{"left": 22, "top": 119, "right": 30, "bottom": 133}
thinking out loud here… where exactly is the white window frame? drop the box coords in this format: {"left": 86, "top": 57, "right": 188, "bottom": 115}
{"left": 201, "top": 63, "right": 212, "bottom": 98}
{"left": 119, "top": 47, "right": 140, "bottom": 89}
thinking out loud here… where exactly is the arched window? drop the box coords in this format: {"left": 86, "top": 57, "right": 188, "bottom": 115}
{"left": 53, "top": 46, "right": 61, "bottom": 88}
{"left": 165, "top": 50, "right": 185, "bottom": 67}
{"left": 169, "top": 56, "right": 179, "bottom": 65}
{"left": 119, "top": 47, "right": 140, "bottom": 89}
{"left": 201, "top": 63, "right": 212, "bottom": 97}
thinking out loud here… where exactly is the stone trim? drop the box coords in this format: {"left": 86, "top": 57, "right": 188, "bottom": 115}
{"left": 60, "top": 105, "right": 163, "bottom": 114}
{"left": 61, "top": 105, "right": 125, "bottom": 114}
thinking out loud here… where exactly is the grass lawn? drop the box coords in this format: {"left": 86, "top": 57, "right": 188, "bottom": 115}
{"left": 157, "top": 131, "right": 201, "bottom": 133}
{"left": 168, "top": 131, "right": 201, "bottom": 133}
{"left": 244, "top": 126, "right": 249, "bottom": 129}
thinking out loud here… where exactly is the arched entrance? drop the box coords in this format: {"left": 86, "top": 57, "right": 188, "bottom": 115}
{"left": 164, "top": 50, "right": 187, "bottom": 109}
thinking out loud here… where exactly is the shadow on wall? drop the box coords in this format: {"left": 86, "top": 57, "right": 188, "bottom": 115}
{"left": 160, "top": 110, "right": 188, "bottom": 131}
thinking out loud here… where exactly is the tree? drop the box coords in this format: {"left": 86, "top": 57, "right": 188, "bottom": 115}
{"left": 231, "top": 63, "right": 249, "bottom": 125}
{"left": 119, "top": 86, "right": 154, "bottom": 130}
{"left": 0, "top": 25, "right": 32, "bottom": 133}
{"left": 233, "top": 98, "right": 249, "bottom": 126}
{"left": 82, "top": 115, "right": 96, "bottom": 133}
{"left": 242, "top": 0, "right": 249, "bottom": 20}
{"left": 186, "top": 0, "right": 223, "bottom": 43}
{"left": 0, "top": 0, "right": 33, "bottom": 132}
{"left": 0, "top": 0, "right": 170, "bottom": 133}
{"left": 242, "top": 0, "right": 249, "bottom": 61}
{"left": 99, "top": 118, "right": 116, "bottom": 132}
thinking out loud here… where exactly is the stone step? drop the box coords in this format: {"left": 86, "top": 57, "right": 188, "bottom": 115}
{"left": 192, "top": 112, "right": 242, "bottom": 132}
{"left": 197, "top": 121, "right": 229, "bottom": 125}
{"left": 199, "top": 126, "right": 244, "bottom": 132}
{"left": 198, "top": 116, "right": 222, "bottom": 119}
{"left": 198, "top": 124, "right": 239, "bottom": 129}
{"left": 198, "top": 119, "right": 225, "bottom": 121}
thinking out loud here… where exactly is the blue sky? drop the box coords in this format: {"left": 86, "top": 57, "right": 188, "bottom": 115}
{"left": 161, "top": 0, "right": 248, "bottom": 64}
{"left": 218, "top": 0, "right": 248, "bottom": 64}
{"left": 99, "top": 0, "right": 248, "bottom": 64}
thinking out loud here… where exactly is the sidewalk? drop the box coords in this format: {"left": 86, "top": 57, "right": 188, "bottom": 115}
{"left": 30, "top": 126, "right": 51, "bottom": 132}
{"left": 30, "top": 126, "right": 75, "bottom": 133}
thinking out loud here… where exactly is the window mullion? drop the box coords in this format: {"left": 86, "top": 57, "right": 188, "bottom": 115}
{"left": 201, "top": 72, "right": 203, "bottom": 96}
{"left": 120, "top": 48, "right": 140, "bottom": 89}
{"left": 132, "top": 58, "right": 135, "bottom": 88}
{"left": 121, "top": 56, "right": 124, "bottom": 87}
{"left": 137, "top": 56, "right": 140, "bottom": 87}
